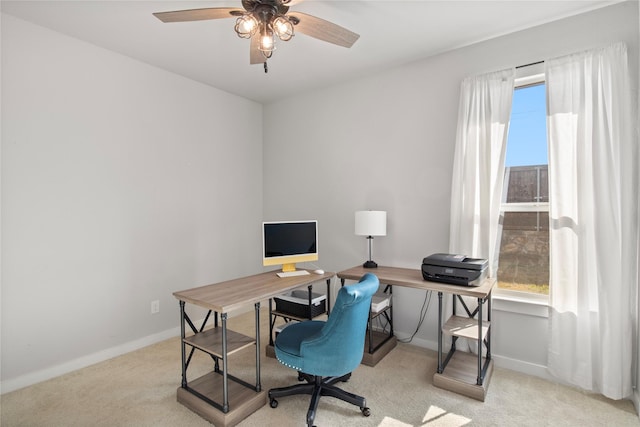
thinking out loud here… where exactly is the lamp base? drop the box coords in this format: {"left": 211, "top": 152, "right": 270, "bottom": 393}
{"left": 362, "top": 260, "right": 378, "bottom": 269}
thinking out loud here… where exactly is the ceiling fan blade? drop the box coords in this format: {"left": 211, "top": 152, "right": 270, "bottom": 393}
{"left": 153, "top": 8, "right": 243, "bottom": 23}
{"left": 287, "top": 12, "right": 359, "bottom": 48}
{"left": 250, "top": 35, "right": 265, "bottom": 65}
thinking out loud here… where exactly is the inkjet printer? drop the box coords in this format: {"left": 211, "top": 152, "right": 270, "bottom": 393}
{"left": 422, "top": 253, "right": 488, "bottom": 286}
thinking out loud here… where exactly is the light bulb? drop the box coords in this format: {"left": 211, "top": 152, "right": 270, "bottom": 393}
{"left": 234, "top": 14, "right": 258, "bottom": 39}
{"left": 259, "top": 32, "right": 275, "bottom": 52}
{"left": 272, "top": 16, "right": 294, "bottom": 41}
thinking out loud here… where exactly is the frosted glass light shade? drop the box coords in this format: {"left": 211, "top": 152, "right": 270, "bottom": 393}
{"left": 355, "top": 211, "right": 387, "bottom": 236}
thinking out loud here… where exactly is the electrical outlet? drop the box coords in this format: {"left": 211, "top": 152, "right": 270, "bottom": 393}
{"left": 151, "top": 300, "right": 160, "bottom": 314}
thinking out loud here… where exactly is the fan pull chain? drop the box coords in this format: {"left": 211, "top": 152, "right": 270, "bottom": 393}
{"left": 264, "top": 61, "right": 268, "bottom": 73}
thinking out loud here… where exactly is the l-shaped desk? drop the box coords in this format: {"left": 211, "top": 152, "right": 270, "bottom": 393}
{"left": 172, "top": 265, "right": 495, "bottom": 426}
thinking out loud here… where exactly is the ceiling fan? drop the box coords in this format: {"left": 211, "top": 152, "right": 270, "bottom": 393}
{"left": 153, "top": 0, "right": 360, "bottom": 73}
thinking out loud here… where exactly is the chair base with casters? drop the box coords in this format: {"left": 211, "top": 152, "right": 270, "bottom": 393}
{"left": 268, "top": 372, "right": 370, "bottom": 427}
{"left": 268, "top": 273, "right": 379, "bottom": 427}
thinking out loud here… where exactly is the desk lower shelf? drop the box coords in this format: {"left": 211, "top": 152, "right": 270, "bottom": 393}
{"left": 362, "top": 330, "right": 397, "bottom": 367}
{"left": 177, "top": 372, "right": 266, "bottom": 427}
{"left": 184, "top": 328, "right": 255, "bottom": 358}
{"left": 433, "top": 351, "right": 494, "bottom": 402}
{"left": 443, "top": 315, "right": 490, "bottom": 341}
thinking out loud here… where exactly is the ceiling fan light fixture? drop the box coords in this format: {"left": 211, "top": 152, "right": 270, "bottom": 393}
{"left": 272, "top": 16, "right": 294, "bottom": 41}
{"left": 258, "top": 26, "right": 276, "bottom": 53}
{"left": 154, "top": 1, "right": 360, "bottom": 70}
{"left": 234, "top": 13, "right": 258, "bottom": 39}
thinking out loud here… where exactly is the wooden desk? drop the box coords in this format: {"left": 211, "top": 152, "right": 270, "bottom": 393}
{"left": 338, "top": 265, "right": 496, "bottom": 401}
{"left": 173, "top": 269, "right": 334, "bottom": 427}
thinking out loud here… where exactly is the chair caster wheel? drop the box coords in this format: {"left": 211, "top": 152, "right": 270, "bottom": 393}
{"left": 361, "top": 407, "right": 371, "bottom": 417}
{"left": 270, "top": 399, "right": 278, "bottom": 408}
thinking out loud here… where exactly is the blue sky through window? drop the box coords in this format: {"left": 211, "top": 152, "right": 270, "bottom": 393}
{"left": 506, "top": 83, "right": 548, "bottom": 167}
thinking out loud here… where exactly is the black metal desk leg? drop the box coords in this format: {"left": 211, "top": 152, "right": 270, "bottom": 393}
{"left": 221, "top": 312, "right": 229, "bottom": 413}
{"left": 477, "top": 298, "right": 483, "bottom": 385}
{"left": 179, "top": 300, "right": 187, "bottom": 388}
{"left": 255, "top": 302, "right": 261, "bottom": 392}
{"left": 387, "top": 285, "right": 394, "bottom": 336}
{"left": 268, "top": 298, "right": 274, "bottom": 346}
{"left": 437, "top": 291, "right": 443, "bottom": 374}
{"left": 486, "top": 292, "right": 492, "bottom": 360}
{"left": 326, "top": 278, "right": 331, "bottom": 315}
{"left": 368, "top": 309, "right": 374, "bottom": 353}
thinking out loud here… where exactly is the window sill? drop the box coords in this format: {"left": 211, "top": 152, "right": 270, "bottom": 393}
{"left": 492, "top": 290, "right": 549, "bottom": 318}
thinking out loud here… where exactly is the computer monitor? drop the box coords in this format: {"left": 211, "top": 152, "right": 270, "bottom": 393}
{"left": 263, "top": 220, "right": 318, "bottom": 273}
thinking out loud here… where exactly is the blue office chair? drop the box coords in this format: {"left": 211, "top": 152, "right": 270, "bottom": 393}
{"left": 268, "top": 273, "right": 379, "bottom": 427}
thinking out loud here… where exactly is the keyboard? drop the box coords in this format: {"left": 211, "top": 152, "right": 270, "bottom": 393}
{"left": 276, "top": 270, "right": 311, "bottom": 278}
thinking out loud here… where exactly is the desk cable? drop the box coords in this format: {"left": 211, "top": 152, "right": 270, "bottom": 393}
{"left": 398, "top": 290, "right": 432, "bottom": 344}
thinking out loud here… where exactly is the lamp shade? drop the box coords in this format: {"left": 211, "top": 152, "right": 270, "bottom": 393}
{"left": 355, "top": 211, "right": 387, "bottom": 236}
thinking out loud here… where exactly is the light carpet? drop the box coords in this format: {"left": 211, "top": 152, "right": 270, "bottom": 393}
{"left": 1, "top": 308, "right": 638, "bottom": 427}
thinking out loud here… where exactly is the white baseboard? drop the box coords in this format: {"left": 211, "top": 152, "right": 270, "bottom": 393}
{"left": 490, "top": 354, "right": 555, "bottom": 382}
{"left": 394, "top": 331, "right": 554, "bottom": 382}
{"left": 394, "top": 331, "right": 438, "bottom": 351}
{"left": 1, "top": 326, "right": 181, "bottom": 395}
{"left": 0, "top": 307, "right": 263, "bottom": 396}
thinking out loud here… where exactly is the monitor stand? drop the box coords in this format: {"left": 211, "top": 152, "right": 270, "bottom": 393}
{"left": 281, "top": 263, "right": 297, "bottom": 272}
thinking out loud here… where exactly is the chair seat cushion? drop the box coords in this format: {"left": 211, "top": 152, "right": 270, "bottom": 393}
{"left": 274, "top": 321, "right": 325, "bottom": 371}
{"left": 273, "top": 273, "right": 379, "bottom": 377}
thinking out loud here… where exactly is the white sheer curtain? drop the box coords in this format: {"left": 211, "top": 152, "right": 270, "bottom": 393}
{"left": 449, "top": 68, "right": 515, "bottom": 276}
{"left": 546, "top": 42, "right": 638, "bottom": 400}
{"left": 449, "top": 69, "right": 514, "bottom": 355}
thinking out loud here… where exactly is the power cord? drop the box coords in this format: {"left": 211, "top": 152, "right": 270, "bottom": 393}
{"left": 398, "top": 290, "right": 432, "bottom": 344}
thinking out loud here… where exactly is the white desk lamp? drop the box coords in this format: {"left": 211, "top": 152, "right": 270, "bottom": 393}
{"left": 355, "top": 211, "right": 387, "bottom": 268}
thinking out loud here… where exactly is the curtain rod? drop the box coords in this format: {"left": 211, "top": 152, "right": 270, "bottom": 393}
{"left": 516, "top": 60, "right": 544, "bottom": 69}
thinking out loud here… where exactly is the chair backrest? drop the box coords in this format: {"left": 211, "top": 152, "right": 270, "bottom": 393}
{"left": 299, "top": 273, "right": 379, "bottom": 377}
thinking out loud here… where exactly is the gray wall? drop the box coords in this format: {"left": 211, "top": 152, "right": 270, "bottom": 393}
{"left": 263, "top": 1, "right": 639, "bottom": 380}
{"left": 1, "top": 15, "right": 263, "bottom": 390}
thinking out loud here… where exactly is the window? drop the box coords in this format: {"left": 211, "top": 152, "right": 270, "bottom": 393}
{"left": 497, "top": 74, "right": 549, "bottom": 296}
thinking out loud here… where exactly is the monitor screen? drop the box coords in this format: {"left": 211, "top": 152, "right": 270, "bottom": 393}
{"left": 263, "top": 220, "right": 318, "bottom": 272}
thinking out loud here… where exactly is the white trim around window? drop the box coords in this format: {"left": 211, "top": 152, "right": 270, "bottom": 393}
{"left": 500, "top": 202, "right": 549, "bottom": 212}
{"left": 493, "top": 288, "right": 549, "bottom": 317}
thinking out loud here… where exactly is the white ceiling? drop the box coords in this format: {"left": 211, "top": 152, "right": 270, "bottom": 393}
{"left": 1, "top": 0, "right": 621, "bottom": 104}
